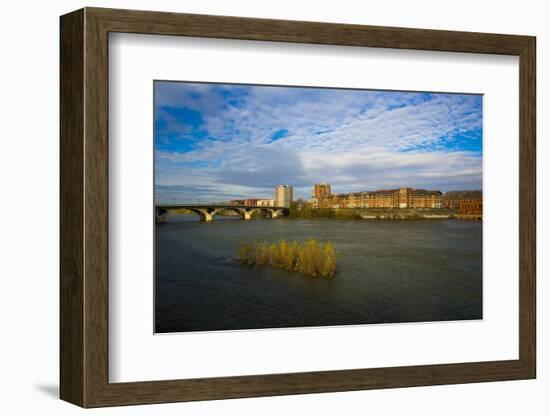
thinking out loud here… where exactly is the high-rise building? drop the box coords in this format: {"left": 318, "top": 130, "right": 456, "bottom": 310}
{"left": 275, "top": 185, "right": 293, "bottom": 207}
{"left": 311, "top": 183, "right": 332, "bottom": 208}
{"left": 313, "top": 183, "right": 331, "bottom": 198}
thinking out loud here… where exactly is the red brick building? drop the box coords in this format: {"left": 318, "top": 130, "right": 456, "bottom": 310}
{"left": 458, "top": 199, "right": 482, "bottom": 215}
{"left": 312, "top": 185, "right": 442, "bottom": 209}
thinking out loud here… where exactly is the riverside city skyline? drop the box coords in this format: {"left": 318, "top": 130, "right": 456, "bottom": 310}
{"left": 157, "top": 182, "right": 481, "bottom": 209}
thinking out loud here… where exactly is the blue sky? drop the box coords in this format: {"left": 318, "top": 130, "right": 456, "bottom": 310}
{"left": 155, "top": 81, "right": 482, "bottom": 202}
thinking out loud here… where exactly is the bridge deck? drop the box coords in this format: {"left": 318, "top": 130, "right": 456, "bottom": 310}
{"left": 155, "top": 204, "right": 289, "bottom": 222}
{"left": 156, "top": 204, "right": 288, "bottom": 210}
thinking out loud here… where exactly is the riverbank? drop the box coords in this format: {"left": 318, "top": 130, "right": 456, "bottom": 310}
{"left": 157, "top": 207, "right": 482, "bottom": 222}
{"left": 289, "top": 207, "right": 466, "bottom": 220}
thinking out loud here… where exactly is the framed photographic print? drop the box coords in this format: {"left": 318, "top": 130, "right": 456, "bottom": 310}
{"left": 60, "top": 7, "right": 536, "bottom": 407}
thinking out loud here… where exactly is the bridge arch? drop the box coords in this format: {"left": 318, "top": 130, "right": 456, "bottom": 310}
{"left": 265, "top": 208, "right": 285, "bottom": 218}
{"left": 155, "top": 205, "right": 289, "bottom": 222}
{"left": 223, "top": 207, "right": 264, "bottom": 220}
{"left": 185, "top": 207, "right": 223, "bottom": 222}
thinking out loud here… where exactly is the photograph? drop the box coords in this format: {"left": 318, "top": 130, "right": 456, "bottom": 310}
{"left": 154, "top": 80, "right": 483, "bottom": 333}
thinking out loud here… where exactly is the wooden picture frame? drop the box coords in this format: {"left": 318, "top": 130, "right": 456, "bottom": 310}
{"left": 60, "top": 7, "right": 536, "bottom": 408}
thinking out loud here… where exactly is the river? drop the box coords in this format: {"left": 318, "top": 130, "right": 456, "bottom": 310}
{"left": 155, "top": 215, "right": 482, "bottom": 333}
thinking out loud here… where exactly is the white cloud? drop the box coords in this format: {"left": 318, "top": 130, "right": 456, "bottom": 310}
{"left": 155, "top": 82, "right": 482, "bottom": 201}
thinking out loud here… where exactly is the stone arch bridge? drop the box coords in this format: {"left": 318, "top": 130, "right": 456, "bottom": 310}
{"left": 156, "top": 204, "right": 289, "bottom": 222}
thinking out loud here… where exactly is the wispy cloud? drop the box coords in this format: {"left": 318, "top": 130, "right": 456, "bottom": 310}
{"left": 154, "top": 81, "right": 482, "bottom": 201}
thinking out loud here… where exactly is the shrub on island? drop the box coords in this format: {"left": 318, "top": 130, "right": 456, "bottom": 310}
{"left": 238, "top": 239, "right": 337, "bottom": 279}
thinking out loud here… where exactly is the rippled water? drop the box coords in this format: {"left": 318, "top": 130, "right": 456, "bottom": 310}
{"left": 155, "top": 215, "right": 482, "bottom": 333}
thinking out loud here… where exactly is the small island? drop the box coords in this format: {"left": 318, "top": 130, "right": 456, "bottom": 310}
{"left": 238, "top": 239, "right": 337, "bottom": 279}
